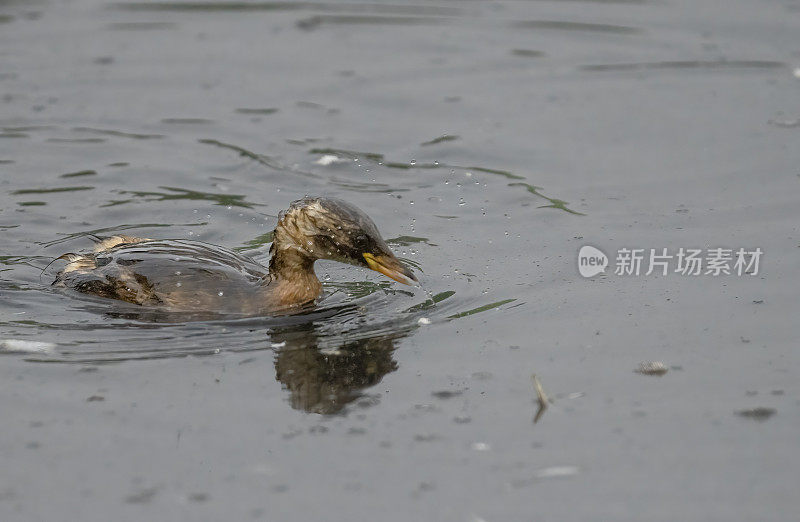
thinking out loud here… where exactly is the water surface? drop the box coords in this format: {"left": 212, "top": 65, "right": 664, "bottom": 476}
{"left": 0, "top": 0, "right": 798, "bottom": 520}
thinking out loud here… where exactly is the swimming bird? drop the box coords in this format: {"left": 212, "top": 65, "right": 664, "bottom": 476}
{"left": 53, "top": 197, "right": 417, "bottom": 315}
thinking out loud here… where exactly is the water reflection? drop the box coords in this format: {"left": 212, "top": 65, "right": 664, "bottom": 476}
{"left": 271, "top": 325, "right": 401, "bottom": 414}
{"left": 12, "top": 294, "right": 409, "bottom": 415}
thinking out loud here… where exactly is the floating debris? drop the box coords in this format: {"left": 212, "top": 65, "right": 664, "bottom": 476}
{"left": 635, "top": 361, "right": 668, "bottom": 376}
{"left": 431, "top": 390, "right": 462, "bottom": 399}
{"left": 0, "top": 339, "right": 56, "bottom": 354}
{"left": 532, "top": 374, "right": 549, "bottom": 423}
{"left": 735, "top": 407, "right": 776, "bottom": 421}
{"left": 768, "top": 118, "right": 800, "bottom": 128}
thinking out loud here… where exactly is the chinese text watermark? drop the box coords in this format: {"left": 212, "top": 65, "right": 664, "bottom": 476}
{"left": 578, "top": 246, "right": 762, "bottom": 278}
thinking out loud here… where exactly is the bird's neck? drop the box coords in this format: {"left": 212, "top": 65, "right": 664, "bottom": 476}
{"left": 267, "top": 229, "right": 322, "bottom": 307}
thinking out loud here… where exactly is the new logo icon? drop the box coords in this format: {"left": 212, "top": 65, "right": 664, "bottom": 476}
{"left": 578, "top": 245, "right": 608, "bottom": 278}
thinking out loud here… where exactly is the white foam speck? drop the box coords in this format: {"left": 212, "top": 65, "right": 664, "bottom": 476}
{"left": 471, "top": 442, "right": 491, "bottom": 451}
{"left": 314, "top": 154, "right": 344, "bottom": 166}
{"left": 0, "top": 339, "right": 56, "bottom": 354}
{"left": 270, "top": 341, "right": 287, "bottom": 348}
{"left": 534, "top": 466, "right": 579, "bottom": 478}
{"left": 417, "top": 317, "right": 431, "bottom": 325}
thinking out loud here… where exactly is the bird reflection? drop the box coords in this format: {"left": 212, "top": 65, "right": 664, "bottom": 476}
{"left": 75, "top": 301, "right": 407, "bottom": 415}
{"left": 270, "top": 326, "right": 400, "bottom": 415}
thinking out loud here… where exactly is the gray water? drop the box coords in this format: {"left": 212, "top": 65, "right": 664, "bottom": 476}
{"left": 1, "top": 0, "right": 799, "bottom": 520}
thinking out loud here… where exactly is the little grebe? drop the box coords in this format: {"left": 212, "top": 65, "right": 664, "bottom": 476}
{"left": 53, "top": 197, "right": 417, "bottom": 314}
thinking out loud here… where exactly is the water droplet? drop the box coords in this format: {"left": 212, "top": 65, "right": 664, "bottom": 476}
{"left": 458, "top": 198, "right": 466, "bottom": 206}
{"left": 444, "top": 180, "right": 449, "bottom": 185}
{"left": 409, "top": 201, "right": 414, "bottom": 205}
{"left": 410, "top": 159, "right": 417, "bottom": 165}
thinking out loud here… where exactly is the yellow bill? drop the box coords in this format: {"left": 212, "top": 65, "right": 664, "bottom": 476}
{"left": 363, "top": 253, "right": 418, "bottom": 285}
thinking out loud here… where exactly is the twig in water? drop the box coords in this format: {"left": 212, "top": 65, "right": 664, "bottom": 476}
{"left": 532, "top": 374, "right": 549, "bottom": 424}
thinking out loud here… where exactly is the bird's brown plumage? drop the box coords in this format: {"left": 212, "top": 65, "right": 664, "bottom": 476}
{"left": 53, "top": 197, "right": 417, "bottom": 315}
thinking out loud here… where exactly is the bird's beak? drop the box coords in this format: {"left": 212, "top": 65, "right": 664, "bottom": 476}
{"left": 363, "top": 253, "right": 418, "bottom": 285}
